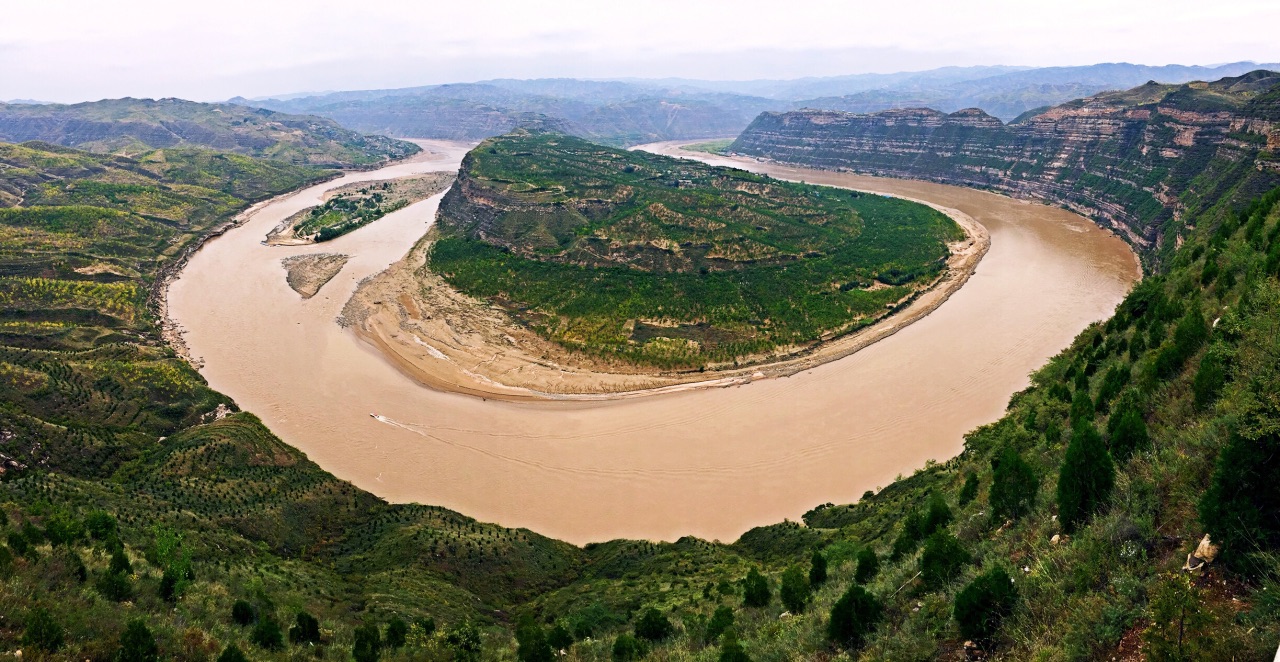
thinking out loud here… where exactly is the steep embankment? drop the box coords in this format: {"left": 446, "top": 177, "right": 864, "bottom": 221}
{"left": 0, "top": 97, "right": 421, "bottom": 167}
{"left": 732, "top": 71, "right": 1280, "bottom": 266}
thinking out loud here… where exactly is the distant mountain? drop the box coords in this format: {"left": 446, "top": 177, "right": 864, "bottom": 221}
{"left": 245, "top": 81, "right": 783, "bottom": 146}
{"left": 794, "top": 61, "right": 1280, "bottom": 120}
{"left": 0, "top": 97, "right": 420, "bottom": 167}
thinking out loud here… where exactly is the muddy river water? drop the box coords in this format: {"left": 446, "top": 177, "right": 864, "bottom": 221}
{"left": 168, "top": 139, "right": 1139, "bottom": 544}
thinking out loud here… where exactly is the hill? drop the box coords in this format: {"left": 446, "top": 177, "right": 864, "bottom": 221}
{"left": 429, "top": 130, "right": 963, "bottom": 368}
{"left": 0, "top": 98, "right": 421, "bottom": 167}
{"left": 732, "top": 70, "right": 1280, "bottom": 267}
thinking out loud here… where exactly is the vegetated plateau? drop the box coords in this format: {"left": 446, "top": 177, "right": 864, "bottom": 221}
{"left": 431, "top": 130, "right": 963, "bottom": 369}
{"left": 1, "top": 71, "right": 1280, "bottom": 662}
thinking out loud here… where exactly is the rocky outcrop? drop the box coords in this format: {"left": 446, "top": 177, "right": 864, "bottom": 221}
{"left": 732, "top": 72, "right": 1280, "bottom": 265}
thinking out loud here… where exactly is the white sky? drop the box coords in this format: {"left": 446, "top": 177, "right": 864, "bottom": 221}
{"left": 3, "top": 0, "right": 1279, "bottom": 103}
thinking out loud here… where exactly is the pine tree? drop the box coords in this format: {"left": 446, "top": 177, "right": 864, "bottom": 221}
{"left": 742, "top": 568, "right": 770, "bottom": 608}
{"left": 779, "top": 565, "right": 811, "bottom": 614}
{"left": 808, "top": 549, "right": 828, "bottom": 586}
{"left": 827, "top": 584, "right": 882, "bottom": 650}
{"left": 1056, "top": 422, "right": 1115, "bottom": 533}
{"left": 953, "top": 566, "right": 1017, "bottom": 643}
{"left": 989, "top": 446, "right": 1039, "bottom": 521}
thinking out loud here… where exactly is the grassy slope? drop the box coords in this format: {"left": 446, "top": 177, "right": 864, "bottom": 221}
{"left": 432, "top": 131, "right": 961, "bottom": 368}
{"left": 0, "top": 98, "right": 421, "bottom": 167}
{"left": 3, "top": 134, "right": 1280, "bottom": 660}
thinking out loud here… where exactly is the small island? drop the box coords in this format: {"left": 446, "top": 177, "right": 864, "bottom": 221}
{"left": 267, "top": 172, "right": 454, "bottom": 245}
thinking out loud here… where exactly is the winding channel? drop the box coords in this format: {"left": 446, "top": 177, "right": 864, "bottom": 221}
{"left": 168, "top": 139, "right": 1139, "bottom": 544}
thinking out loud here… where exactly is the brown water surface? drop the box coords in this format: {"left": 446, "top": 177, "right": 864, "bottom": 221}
{"left": 168, "top": 140, "right": 1139, "bottom": 544}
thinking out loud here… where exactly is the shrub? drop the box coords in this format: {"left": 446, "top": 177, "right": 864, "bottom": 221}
{"left": 953, "top": 566, "right": 1018, "bottom": 643}
{"left": 1057, "top": 422, "right": 1115, "bottom": 533}
{"left": 23, "top": 607, "right": 64, "bottom": 653}
{"left": 547, "top": 622, "right": 574, "bottom": 650}
{"left": 634, "top": 607, "right": 673, "bottom": 642}
{"left": 1192, "top": 348, "right": 1227, "bottom": 410}
{"left": 1108, "top": 405, "right": 1149, "bottom": 462}
{"left": 353, "top": 623, "right": 381, "bottom": 662}
{"left": 920, "top": 531, "right": 971, "bottom": 588}
{"left": 827, "top": 584, "right": 883, "bottom": 650}
{"left": 516, "top": 615, "right": 553, "bottom": 662}
{"left": 891, "top": 492, "right": 952, "bottom": 559}
{"left": 958, "top": 471, "right": 979, "bottom": 505}
{"left": 289, "top": 611, "right": 321, "bottom": 644}
{"left": 742, "top": 568, "right": 770, "bottom": 608}
{"left": 1070, "top": 387, "right": 1094, "bottom": 426}
{"left": 231, "top": 600, "right": 255, "bottom": 626}
{"left": 444, "top": 620, "right": 482, "bottom": 662}
{"left": 1199, "top": 429, "right": 1280, "bottom": 567}
{"left": 217, "top": 645, "right": 249, "bottom": 662}
{"left": 96, "top": 570, "right": 132, "bottom": 602}
{"left": 117, "top": 619, "right": 158, "bottom": 662}
{"left": 704, "top": 605, "right": 735, "bottom": 644}
{"left": 809, "top": 549, "right": 828, "bottom": 586}
{"left": 1144, "top": 573, "right": 1213, "bottom": 660}
{"left": 385, "top": 616, "right": 408, "bottom": 649}
{"left": 109, "top": 547, "right": 132, "bottom": 575}
{"left": 719, "top": 628, "right": 751, "bottom": 662}
{"left": 855, "top": 547, "right": 880, "bottom": 584}
{"left": 780, "top": 565, "right": 811, "bottom": 613}
{"left": 611, "top": 633, "right": 646, "bottom": 661}
{"left": 989, "top": 446, "right": 1039, "bottom": 521}
{"left": 250, "top": 616, "right": 284, "bottom": 651}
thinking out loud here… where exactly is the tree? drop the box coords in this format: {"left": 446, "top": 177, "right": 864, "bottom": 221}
{"left": 892, "top": 492, "right": 952, "bottom": 559}
{"left": 96, "top": 570, "right": 132, "bottom": 602}
{"left": 704, "top": 605, "right": 735, "bottom": 644}
{"left": 1192, "top": 348, "right": 1227, "bottom": 410}
{"left": 547, "top": 622, "right": 574, "bottom": 650}
{"left": 742, "top": 568, "right": 770, "bottom": 608}
{"left": 445, "top": 620, "right": 482, "bottom": 662}
{"left": 855, "top": 547, "right": 880, "bottom": 584}
{"left": 1144, "top": 573, "right": 1212, "bottom": 661}
{"left": 84, "top": 510, "right": 117, "bottom": 540}
{"left": 827, "top": 584, "right": 883, "bottom": 651}
{"left": 117, "top": 619, "right": 159, "bottom": 662}
{"left": 1070, "top": 387, "right": 1094, "bottom": 426}
{"left": 516, "top": 615, "right": 553, "bottom": 662}
{"left": 1108, "top": 405, "right": 1149, "bottom": 462}
{"left": 1056, "top": 422, "right": 1115, "bottom": 533}
{"left": 289, "top": 611, "right": 321, "bottom": 644}
{"left": 634, "top": 607, "right": 673, "bottom": 642}
{"left": 385, "top": 616, "right": 408, "bottom": 649}
{"left": 953, "top": 566, "right": 1018, "bottom": 644}
{"left": 809, "top": 549, "right": 828, "bottom": 586}
{"left": 719, "top": 628, "right": 751, "bottom": 662}
{"left": 250, "top": 616, "right": 284, "bottom": 651}
{"left": 231, "top": 600, "right": 255, "bottom": 626}
{"left": 217, "top": 645, "right": 249, "bottom": 662}
{"left": 958, "top": 471, "right": 979, "bottom": 505}
{"left": 109, "top": 546, "right": 132, "bottom": 575}
{"left": 1199, "top": 429, "right": 1280, "bottom": 564}
{"left": 23, "top": 607, "right": 64, "bottom": 653}
{"left": 353, "top": 623, "right": 382, "bottom": 662}
{"left": 920, "top": 531, "right": 971, "bottom": 588}
{"left": 779, "top": 565, "right": 811, "bottom": 614}
{"left": 611, "top": 633, "right": 646, "bottom": 661}
{"left": 989, "top": 446, "right": 1039, "bottom": 521}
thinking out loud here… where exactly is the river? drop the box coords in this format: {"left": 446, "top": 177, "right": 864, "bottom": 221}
{"left": 167, "top": 139, "right": 1139, "bottom": 544}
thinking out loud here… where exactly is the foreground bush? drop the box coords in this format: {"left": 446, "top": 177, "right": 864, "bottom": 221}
{"left": 1056, "top": 422, "right": 1115, "bottom": 532}
{"left": 827, "top": 584, "right": 883, "bottom": 651}
{"left": 953, "top": 566, "right": 1018, "bottom": 643}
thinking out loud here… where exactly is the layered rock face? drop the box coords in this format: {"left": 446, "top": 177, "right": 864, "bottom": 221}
{"left": 732, "top": 72, "right": 1280, "bottom": 263}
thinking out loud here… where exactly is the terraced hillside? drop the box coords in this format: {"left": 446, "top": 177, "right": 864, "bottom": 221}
{"left": 0, "top": 98, "right": 420, "bottom": 167}
{"left": 432, "top": 130, "right": 963, "bottom": 368}
{"left": 732, "top": 70, "right": 1280, "bottom": 267}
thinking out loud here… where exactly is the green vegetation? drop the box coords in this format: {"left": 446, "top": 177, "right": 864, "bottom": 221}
{"left": 296, "top": 181, "right": 409, "bottom": 241}
{"left": 681, "top": 139, "right": 735, "bottom": 155}
{"left": 431, "top": 131, "right": 961, "bottom": 367}
{"left": 0, "top": 97, "right": 420, "bottom": 166}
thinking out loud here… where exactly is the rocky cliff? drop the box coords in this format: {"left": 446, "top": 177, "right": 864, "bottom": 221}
{"left": 732, "top": 71, "right": 1280, "bottom": 264}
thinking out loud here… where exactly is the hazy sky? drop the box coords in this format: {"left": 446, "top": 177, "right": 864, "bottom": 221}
{"left": 4, "top": 0, "right": 1279, "bottom": 103}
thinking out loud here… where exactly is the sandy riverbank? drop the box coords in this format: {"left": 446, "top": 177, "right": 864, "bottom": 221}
{"left": 342, "top": 188, "right": 989, "bottom": 401}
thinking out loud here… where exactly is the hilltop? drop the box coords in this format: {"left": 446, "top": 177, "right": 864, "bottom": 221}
{"left": 0, "top": 97, "right": 421, "bottom": 167}
{"left": 424, "top": 130, "right": 965, "bottom": 371}
{"left": 731, "top": 70, "right": 1280, "bottom": 266}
